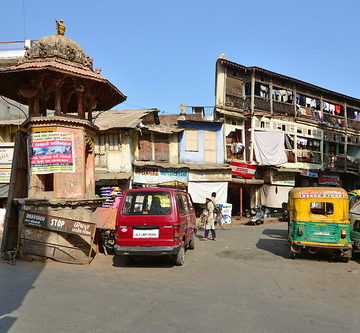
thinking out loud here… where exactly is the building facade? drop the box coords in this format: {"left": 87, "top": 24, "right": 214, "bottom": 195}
{"left": 215, "top": 55, "right": 360, "bottom": 215}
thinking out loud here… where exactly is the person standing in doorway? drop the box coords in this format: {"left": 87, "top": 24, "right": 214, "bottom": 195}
{"left": 201, "top": 197, "right": 217, "bottom": 241}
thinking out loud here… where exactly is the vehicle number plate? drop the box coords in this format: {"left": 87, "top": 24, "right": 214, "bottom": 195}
{"left": 313, "top": 232, "right": 330, "bottom": 236}
{"left": 133, "top": 229, "right": 159, "bottom": 238}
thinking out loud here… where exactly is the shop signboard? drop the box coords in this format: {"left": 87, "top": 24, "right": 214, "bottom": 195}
{"left": 271, "top": 170, "right": 295, "bottom": 186}
{"left": 300, "top": 171, "right": 318, "bottom": 178}
{"left": 318, "top": 174, "right": 341, "bottom": 186}
{"left": 134, "top": 167, "right": 189, "bottom": 185}
{"left": 22, "top": 211, "right": 96, "bottom": 236}
{"left": 0, "top": 145, "right": 14, "bottom": 166}
{"left": 230, "top": 162, "right": 256, "bottom": 178}
{"left": 28, "top": 132, "right": 75, "bottom": 174}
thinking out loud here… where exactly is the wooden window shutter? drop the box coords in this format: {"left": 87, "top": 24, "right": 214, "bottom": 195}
{"left": 204, "top": 130, "right": 217, "bottom": 163}
{"left": 154, "top": 133, "right": 169, "bottom": 162}
{"left": 185, "top": 129, "right": 198, "bottom": 152}
{"left": 139, "top": 132, "right": 152, "bottom": 160}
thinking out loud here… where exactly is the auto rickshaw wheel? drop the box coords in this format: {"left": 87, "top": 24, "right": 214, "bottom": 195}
{"left": 289, "top": 251, "right": 296, "bottom": 259}
{"left": 340, "top": 249, "right": 352, "bottom": 263}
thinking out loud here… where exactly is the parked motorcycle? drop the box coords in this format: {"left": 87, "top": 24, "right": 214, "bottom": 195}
{"left": 249, "top": 205, "right": 265, "bottom": 225}
{"left": 100, "top": 229, "right": 115, "bottom": 255}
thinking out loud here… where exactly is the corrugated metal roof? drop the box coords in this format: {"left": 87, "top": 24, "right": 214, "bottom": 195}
{"left": 93, "top": 109, "right": 158, "bottom": 130}
{"left": 147, "top": 125, "right": 184, "bottom": 134}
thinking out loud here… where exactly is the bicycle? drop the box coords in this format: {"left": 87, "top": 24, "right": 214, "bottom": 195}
{"left": 215, "top": 210, "right": 233, "bottom": 230}
{"left": 197, "top": 210, "right": 232, "bottom": 231}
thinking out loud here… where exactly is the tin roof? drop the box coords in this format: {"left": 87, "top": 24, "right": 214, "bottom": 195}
{"left": 93, "top": 109, "right": 159, "bottom": 130}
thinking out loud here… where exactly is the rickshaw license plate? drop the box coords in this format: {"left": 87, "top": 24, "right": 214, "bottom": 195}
{"left": 314, "top": 231, "right": 330, "bottom": 236}
{"left": 133, "top": 229, "right": 159, "bottom": 238}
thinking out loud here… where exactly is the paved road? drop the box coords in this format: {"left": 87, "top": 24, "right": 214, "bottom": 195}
{"left": 1, "top": 222, "right": 360, "bottom": 333}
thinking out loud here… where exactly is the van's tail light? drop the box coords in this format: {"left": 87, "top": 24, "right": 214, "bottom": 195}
{"left": 341, "top": 230, "right": 347, "bottom": 238}
{"left": 114, "top": 232, "right": 119, "bottom": 240}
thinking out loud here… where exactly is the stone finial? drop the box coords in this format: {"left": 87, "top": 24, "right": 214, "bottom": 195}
{"left": 56, "top": 19, "right": 66, "bottom": 35}
{"left": 219, "top": 53, "right": 227, "bottom": 59}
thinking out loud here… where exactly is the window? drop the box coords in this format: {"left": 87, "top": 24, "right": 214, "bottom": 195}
{"left": 185, "top": 129, "right": 198, "bottom": 152}
{"left": 177, "top": 194, "right": 185, "bottom": 213}
{"left": 255, "top": 82, "right": 269, "bottom": 98}
{"left": 310, "top": 202, "right": 334, "bottom": 215}
{"left": 122, "top": 191, "right": 172, "bottom": 215}
{"left": 204, "top": 130, "right": 217, "bottom": 163}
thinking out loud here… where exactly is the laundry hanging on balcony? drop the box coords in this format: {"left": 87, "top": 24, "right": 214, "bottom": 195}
{"left": 254, "top": 131, "right": 287, "bottom": 165}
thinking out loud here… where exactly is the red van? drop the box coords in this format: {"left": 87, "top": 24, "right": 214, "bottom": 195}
{"left": 114, "top": 188, "right": 196, "bottom": 266}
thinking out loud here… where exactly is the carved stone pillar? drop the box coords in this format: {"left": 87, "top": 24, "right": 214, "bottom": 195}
{"left": 75, "top": 84, "right": 85, "bottom": 118}
{"left": 54, "top": 78, "right": 63, "bottom": 116}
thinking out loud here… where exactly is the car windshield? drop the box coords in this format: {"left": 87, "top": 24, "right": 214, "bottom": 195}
{"left": 122, "top": 191, "right": 172, "bottom": 215}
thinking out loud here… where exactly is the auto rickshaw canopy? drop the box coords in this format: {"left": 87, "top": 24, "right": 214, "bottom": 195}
{"left": 288, "top": 187, "right": 349, "bottom": 223}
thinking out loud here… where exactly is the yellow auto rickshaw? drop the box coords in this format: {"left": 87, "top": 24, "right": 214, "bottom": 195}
{"left": 288, "top": 187, "right": 352, "bottom": 262}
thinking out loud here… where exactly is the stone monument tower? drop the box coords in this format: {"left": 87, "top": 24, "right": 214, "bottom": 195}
{"left": 0, "top": 21, "right": 126, "bottom": 262}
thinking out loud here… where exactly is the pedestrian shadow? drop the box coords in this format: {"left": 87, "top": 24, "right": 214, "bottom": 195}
{"left": 256, "top": 228, "right": 289, "bottom": 259}
{"left": 112, "top": 255, "right": 175, "bottom": 268}
{"left": 0, "top": 258, "right": 44, "bottom": 333}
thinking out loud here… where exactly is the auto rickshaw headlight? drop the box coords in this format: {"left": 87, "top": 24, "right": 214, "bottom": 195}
{"left": 298, "top": 226, "right": 304, "bottom": 236}
{"left": 341, "top": 229, "right": 347, "bottom": 239}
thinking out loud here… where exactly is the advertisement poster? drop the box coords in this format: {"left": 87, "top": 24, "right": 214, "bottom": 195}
{"left": 0, "top": 169, "right": 11, "bottom": 183}
{"left": 230, "top": 162, "right": 256, "bottom": 178}
{"left": 29, "top": 132, "right": 75, "bottom": 174}
{"left": 134, "top": 167, "right": 189, "bottom": 185}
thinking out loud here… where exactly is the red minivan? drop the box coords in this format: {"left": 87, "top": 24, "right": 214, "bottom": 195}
{"left": 114, "top": 188, "right": 196, "bottom": 266}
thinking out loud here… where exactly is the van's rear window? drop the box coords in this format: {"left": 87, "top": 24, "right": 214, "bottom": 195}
{"left": 122, "top": 191, "right": 172, "bottom": 215}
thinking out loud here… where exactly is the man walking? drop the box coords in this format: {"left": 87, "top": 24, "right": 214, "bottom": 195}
{"left": 201, "top": 197, "right": 217, "bottom": 241}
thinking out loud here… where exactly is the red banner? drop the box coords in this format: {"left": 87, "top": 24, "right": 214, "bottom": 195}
{"left": 230, "top": 162, "right": 256, "bottom": 178}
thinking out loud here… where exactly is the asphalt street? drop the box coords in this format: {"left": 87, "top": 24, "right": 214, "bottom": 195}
{"left": 0, "top": 222, "right": 360, "bottom": 333}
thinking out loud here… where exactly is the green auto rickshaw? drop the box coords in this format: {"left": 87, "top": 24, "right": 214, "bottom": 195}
{"left": 288, "top": 187, "right": 352, "bottom": 262}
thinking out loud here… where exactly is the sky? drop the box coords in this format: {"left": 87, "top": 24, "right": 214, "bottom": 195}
{"left": 1, "top": 0, "right": 360, "bottom": 115}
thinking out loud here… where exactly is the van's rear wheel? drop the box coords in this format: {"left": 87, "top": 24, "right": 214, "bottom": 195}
{"left": 174, "top": 245, "right": 185, "bottom": 266}
{"left": 188, "top": 234, "right": 195, "bottom": 250}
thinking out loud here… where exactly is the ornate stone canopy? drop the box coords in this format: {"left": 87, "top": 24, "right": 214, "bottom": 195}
{"left": 0, "top": 20, "right": 126, "bottom": 120}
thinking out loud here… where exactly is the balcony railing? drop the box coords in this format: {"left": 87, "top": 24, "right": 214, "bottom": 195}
{"left": 254, "top": 96, "right": 270, "bottom": 112}
{"left": 297, "top": 150, "right": 322, "bottom": 164}
{"left": 225, "top": 94, "right": 244, "bottom": 109}
{"left": 273, "top": 100, "right": 295, "bottom": 116}
{"left": 346, "top": 156, "right": 360, "bottom": 172}
{"left": 347, "top": 119, "right": 360, "bottom": 131}
{"left": 323, "top": 154, "right": 346, "bottom": 169}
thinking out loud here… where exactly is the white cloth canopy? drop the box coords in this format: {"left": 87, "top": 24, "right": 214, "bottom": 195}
{"left": 259, "top": 184, "right": 292, "bottom": 208}
{"left": 254, "top": 131, "right": 287, "bottom": 165}
{"left": 187, "top": 182, "right": 228, "bottom": 204}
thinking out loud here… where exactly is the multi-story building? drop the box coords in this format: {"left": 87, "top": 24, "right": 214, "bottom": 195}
{"left": 215, "top": 55, "right": 360, "bottom": 215}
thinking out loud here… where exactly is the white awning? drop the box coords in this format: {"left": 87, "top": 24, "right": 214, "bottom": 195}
{"left": 188, "top": 182, "right": 228, "bottom": 204}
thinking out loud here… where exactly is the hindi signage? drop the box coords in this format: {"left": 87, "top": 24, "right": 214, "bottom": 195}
{"left": 134, "top": 167, "right": 189, "bottom": 185}
{"left": 23, "top": 212, "right": 96, "bottom": 236}
{"left": 230, "top": 162, "right": 256, "bottom": 178}
{"left": 318, "top": 174, "right": 341, "bottom": 186}
{"left": 29, "top": 132, "right": 75, "bottom": 174}
{"left": 271, "top": 170, "right": 295, "bottom": 186}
